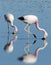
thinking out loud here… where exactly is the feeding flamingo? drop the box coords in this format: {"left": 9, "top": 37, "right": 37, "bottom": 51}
{"left": 4, "top": 13, "right": 18, "bottom": 34}
{"left": 17, "top": 15, "right": 48, "bottom": 39}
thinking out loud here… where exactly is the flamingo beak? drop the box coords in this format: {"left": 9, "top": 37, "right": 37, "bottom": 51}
{"left": 18, "top": 17, "right": 24, "bottom": 20}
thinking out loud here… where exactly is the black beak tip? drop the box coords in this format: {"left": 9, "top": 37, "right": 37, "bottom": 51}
{"left": 18, "top": 17, "right": 24, "bottom": 20}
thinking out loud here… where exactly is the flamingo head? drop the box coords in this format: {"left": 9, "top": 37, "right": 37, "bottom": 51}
{"left": 18, "top": 16, "right": 24, "bottom": 20}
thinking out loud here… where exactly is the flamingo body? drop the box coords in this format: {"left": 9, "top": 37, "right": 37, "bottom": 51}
{"left": 18, "top": 15, "right": 38, "bottom": 24}
{"left": 4, "top": 13, "right": 14, "bottom": 25}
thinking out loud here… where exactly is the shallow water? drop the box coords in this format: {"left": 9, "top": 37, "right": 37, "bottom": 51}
{"left": 0, "top": 0, "right": 51, "bottom": 65}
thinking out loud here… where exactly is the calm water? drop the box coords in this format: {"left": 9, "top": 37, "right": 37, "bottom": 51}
{"left": 0, "top": 0, "right": 51, "bottom": 65}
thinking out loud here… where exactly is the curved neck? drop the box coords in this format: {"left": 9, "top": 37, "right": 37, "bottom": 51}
{"left": 34, "top": 40, "right": 48, "bottom": 57}
{"left": 10, "top": 35, "right": 17, "bottom": 44}
{"left": 10, "top": 41, "right": 13, "bottom": 45}
{"left": 35, "top": 22, "right": 48, "bottom": 38}
{"left": 11, "top": 25, "right": 18, "bottom": 32}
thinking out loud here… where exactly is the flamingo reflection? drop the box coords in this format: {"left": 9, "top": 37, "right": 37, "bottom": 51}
{"left": 17, "top": 39, "right": 48, "bottom": 64}
{"left": 4, "top": 34, "right": 17, "bottom": 53}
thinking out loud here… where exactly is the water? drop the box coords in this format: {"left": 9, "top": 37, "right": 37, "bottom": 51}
{"left": 0, "top": 0, "right": 51, "bottom": 65}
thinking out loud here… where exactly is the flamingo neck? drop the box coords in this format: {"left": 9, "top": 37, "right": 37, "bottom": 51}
{"left": 11, "top": 25, "right": 18, "bottom": 32}
{"left": 12, "top": 35, "right": 17, "bottom": 42}
{"left": 35, "top": 22, "right": 48, "bottom": 38}
{"left": 10, "top": 35, "right": 17, "bottom": 45}
{"left": 9, "top": 41, "right": 13, "bottom": 45}
{"left": 34, "top": 40, "right": 48, "bottom": 57}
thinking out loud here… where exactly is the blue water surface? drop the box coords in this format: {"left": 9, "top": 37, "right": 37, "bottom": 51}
{"left": 0, "top": 0, "right": 51, "bottom": 65}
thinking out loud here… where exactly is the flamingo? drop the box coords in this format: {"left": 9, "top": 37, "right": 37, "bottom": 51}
{"left": 4, "top": 13, "right": 18, "bottom": 34}
{"left": 4, "top": 34, "right": 17, "bottom": 53}
{"left": 17, "top": 15, "right": 48, "bottom": 39}
{"left": 17, "top": 39, "right": 48, "bottom": 64}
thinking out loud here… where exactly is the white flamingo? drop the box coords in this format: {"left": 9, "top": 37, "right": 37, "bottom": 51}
{"left": 4, "top": 13, "right": 18, "bottom": 34}
{"left": 18, "top": 15, "right": 48, "bottom": 39}
{"left": 4, "top": 35, "right": 17, "bottom": 53}
{"left": 17, "top": 40, "right": 48, "bottom": 64}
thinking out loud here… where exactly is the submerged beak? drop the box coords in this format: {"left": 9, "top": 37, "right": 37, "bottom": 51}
{"left": 18, "top": 17, "right": 24, "bottom": 20}
{"left": 12, "top": 31, "right": 17, "bottom": 35}
{"left": 42, "top": 37, "right": 46, "bottom": 40}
